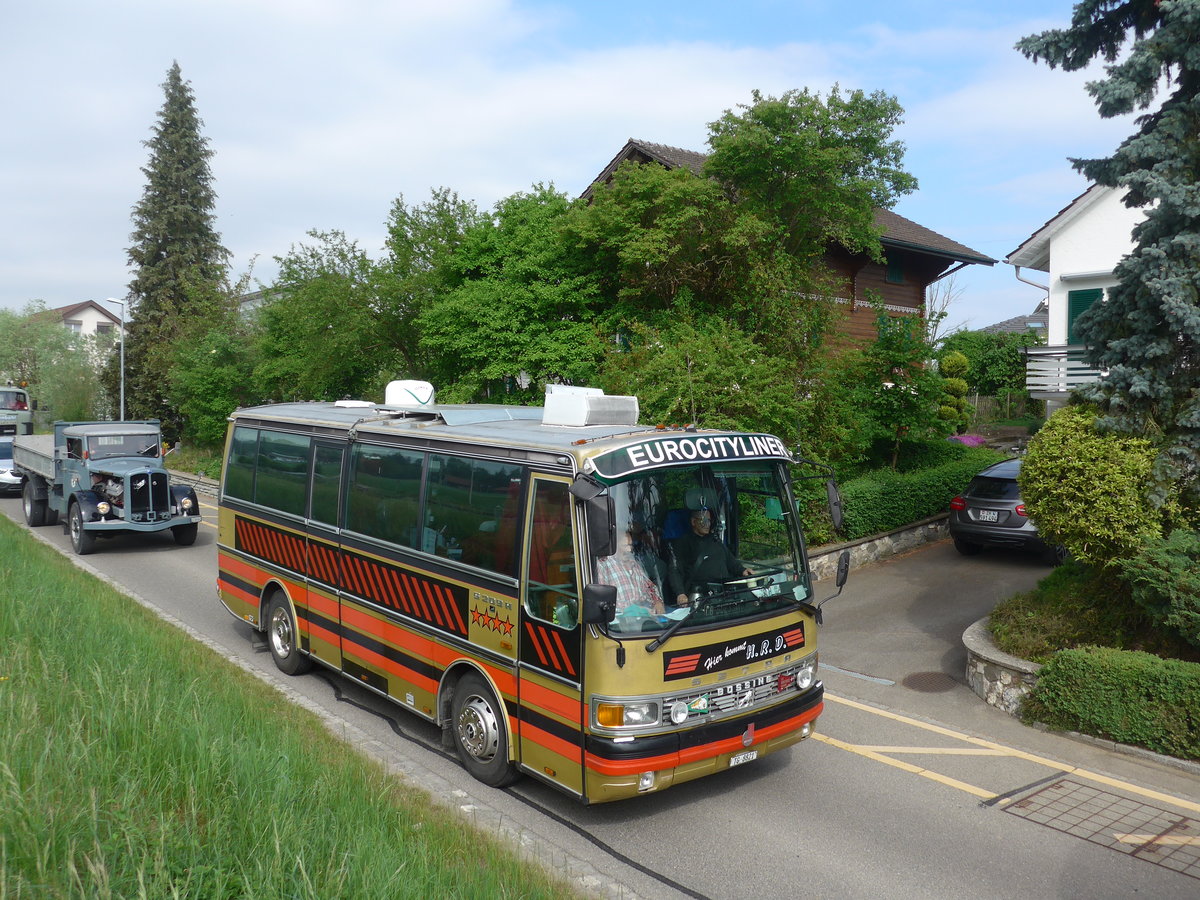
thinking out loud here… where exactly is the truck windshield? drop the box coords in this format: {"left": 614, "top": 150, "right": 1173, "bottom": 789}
{"left": 87, "top": 435, "right": 161, "bottom": 461}
{"left": 595, "top": 460, "right": 809, "bottom": 635}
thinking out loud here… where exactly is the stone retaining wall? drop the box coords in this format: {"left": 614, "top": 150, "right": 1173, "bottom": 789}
{"left": 963, "top": 617, "right": 1042, "bottom": 715}
{"left": 808, "top": 513, "right": 949, "bottom": 581}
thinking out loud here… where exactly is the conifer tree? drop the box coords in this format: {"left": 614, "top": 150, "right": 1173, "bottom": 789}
{"left": 1019, "top": 1, "right": 1200, "bottom": 505}
{"left": 117, "top": 61, "right": 229, "bottom": 434}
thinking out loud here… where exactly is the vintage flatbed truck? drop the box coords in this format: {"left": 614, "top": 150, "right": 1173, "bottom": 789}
{"left": 13, "top": 420, "right": 202, "bottom": 555}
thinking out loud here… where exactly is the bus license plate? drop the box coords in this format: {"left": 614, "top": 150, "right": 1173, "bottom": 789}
{"left": 729, "top": 750, "right": 758, "bottom": 767}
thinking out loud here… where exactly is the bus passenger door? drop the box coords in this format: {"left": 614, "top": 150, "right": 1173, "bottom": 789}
{"left": 303, "top": 440, "right": 345, "bottom": 668}
{"left": 518, "top": 477, "right": 585, "bottom": 797}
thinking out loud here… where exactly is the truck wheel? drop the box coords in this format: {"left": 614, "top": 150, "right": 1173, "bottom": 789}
{"left": 172, "top": 523, "right": 199, "bottom": 546}
{"left": 22, "top": 480, "right": 46, "bottom": 527}
{"left": 266, "top": 593, "right": 312, "bottom": 676}
{"left": 451, "top": 672, "right": 519, "bottom": 788}
{"left": 68, "top": 503, "right": 96, "bottom": 555}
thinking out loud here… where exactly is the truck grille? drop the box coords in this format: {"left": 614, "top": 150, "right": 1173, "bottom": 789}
{"left": 128, "top": 472, "right": 171, "bottom": 522}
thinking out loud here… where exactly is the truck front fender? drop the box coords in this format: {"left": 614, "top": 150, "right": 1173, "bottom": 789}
{"left": 170, "top": 484, "right": 200, "bottom": 518}
{"left": 69, "top": 490, "right": 105, "bottom": 521}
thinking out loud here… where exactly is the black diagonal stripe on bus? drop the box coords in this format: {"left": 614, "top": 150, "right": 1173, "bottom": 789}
{"left": 341, "top": 623, "right": 442, "bottom": 685}
{"left": 514, "top": 700, "right": 585, "bottom": 749}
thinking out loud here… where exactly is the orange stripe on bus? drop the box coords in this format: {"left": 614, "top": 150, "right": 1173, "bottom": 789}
{"left": 520, "top": 680, "right": 583, "bottom": 725}
{"left": 518, "top": 720, "right": 583, "bottom": 764}
{"left": 218, "top": 552, "right": 269, "bottom": 586}
{"left": 550, "top": 630, "right": 577, "bottom": 677}
{"left": 523, "top": 622, "right": 552, "bottom": 667}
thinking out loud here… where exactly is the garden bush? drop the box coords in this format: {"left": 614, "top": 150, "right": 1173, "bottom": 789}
{"left": 1019, "top": 404, "right": 1183, "bottom": 567}
{"left": 1021, "top": 646, "right": 1200, "bottom": 760}
{"left": 1121, "top": 529, "right": 1200, "bottom": 651}
{"left": 838, "top": 445, "right": 1003, "bottom": 540}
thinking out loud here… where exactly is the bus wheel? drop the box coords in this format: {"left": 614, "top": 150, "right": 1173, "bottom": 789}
{"left": 266, "top": 594, "right": 312, "bottom": 676}
{"left": 172, "top": 523, "right": 199, "bottom": 546}
{"left": 69, "top": 503, "right": 96, "bottom": 555}
{"left": 451, "top": 672, "right": 519, "bottom": 788}
{"left": 22, "top": 480, "right": 46, "bottom": 527}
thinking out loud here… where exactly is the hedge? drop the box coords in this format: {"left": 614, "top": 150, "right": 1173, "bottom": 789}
{"left": 837, "top": 446, "right": 1004, "bottom": 541}
{"left": 1021, "top": 646, "right": 1200, "bottom": 760}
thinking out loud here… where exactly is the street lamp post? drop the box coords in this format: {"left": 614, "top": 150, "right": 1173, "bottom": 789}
{"left": 106, "top": 297, "right": 127, "bottom": 421}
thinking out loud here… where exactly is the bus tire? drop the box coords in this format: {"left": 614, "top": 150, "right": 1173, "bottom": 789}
{"left": 266, "top": 593, "right": 312, "bottom": 676}
{"left": 172, "top": 523, "right": 199, "bottom": 546}
{"left": 68, "top": 502, "right": 96, "bottom": 555}
{"left": 451, "top": 672, "right": 519, "bottom": 788}
{"left": 22, "top": 479, "right": 46, "bottom": 527}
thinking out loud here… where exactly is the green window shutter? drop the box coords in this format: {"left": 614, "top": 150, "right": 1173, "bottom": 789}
{"left": 1066, "top": 289, "right": 1103, "bottom": 345}
{"left": 886, "top": 255, "right": 904, "bottom": 284}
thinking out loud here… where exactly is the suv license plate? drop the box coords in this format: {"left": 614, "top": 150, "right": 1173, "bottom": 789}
{"left": 977, "top": 509, "right": 999, "bottom": 523}
{"left": 729, "top": 750, "right": 758, "bottom": 767}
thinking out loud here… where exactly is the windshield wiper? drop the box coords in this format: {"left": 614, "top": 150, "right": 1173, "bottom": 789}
{"left": 644, "top": 586, "right": 737, "bottom": 653}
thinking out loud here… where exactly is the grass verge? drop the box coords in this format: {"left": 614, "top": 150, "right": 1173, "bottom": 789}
{"left": 0, "top": 516, "right": 580, "bottom": 899}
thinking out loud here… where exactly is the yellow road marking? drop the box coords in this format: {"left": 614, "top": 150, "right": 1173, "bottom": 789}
{"left": 1114, "top": 834, "right": 1200, "bottom": 846}
{"left": 823, "top": 692, "right": 1200, "bottom": 815}
{"left": 855, "top": 746, "right": 1009, "bottom": 756}
{"left": 812, "top": 732, "right": 997, "bottom": 800}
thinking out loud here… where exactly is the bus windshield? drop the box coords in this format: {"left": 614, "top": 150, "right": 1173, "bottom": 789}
{"left": 597, "top": 460, "right": 809, "bottom": 635}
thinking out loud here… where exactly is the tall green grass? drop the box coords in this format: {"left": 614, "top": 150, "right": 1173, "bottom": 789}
{"left": 0, "top": 517, "right": 578, "bottom": 899}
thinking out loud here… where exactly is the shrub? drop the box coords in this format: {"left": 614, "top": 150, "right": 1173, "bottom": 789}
{"left": 1021, "top": 646, "right": 1200, "bottom": 760}
{"left": 1019, "top": 404, "right": 1180, "bottom": 567}
{"left": 839, "top": 446, "right": 1003, "bottom": 540}
{"left": 1121, "top": 529, "right": 1200, "bottom": 651}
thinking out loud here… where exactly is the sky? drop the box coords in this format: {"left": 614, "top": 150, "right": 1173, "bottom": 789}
{"left": 2, "top": 0, "right": 1141, "bottom": 335}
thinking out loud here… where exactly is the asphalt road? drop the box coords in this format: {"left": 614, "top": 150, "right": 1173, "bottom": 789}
{"left": 5, "top": 491, "right": 1198, "bottom": 899}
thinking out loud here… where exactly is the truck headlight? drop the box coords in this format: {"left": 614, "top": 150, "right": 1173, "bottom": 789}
{"left": 180, "top": 497, "right": 193, "bottom": 511}
{"left": 97, "top": 501, "right": 111, "bottom": 515}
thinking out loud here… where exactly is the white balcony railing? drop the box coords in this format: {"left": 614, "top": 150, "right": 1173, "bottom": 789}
{"left": 1025, "top": 345, "right": 1103, "bottom": 397}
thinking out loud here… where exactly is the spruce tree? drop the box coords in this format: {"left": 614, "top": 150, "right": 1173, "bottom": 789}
{"left": 119, "top": 61, "right": 228, "bottom": 434}
{"left": 1018, "top": 1, "right": 1200, "bottom": 506}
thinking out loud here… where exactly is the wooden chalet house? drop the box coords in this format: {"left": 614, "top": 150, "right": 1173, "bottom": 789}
{"left": 583, "top": 139, "right": 995, "bottom": 343}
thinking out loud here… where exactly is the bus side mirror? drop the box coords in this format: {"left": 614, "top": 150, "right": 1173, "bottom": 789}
{"left": 826, "top": 479, "right": 844, "bottom": 533}
{"left": 584, "top": 494, "right": 616, "bottom": 558}
{"left": 582, "top": 583, "right": 616, "bottom": 625}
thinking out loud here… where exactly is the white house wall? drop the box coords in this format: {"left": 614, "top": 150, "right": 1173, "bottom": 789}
{"left": 1046, "top": 188, "right": 1143, "bottom": 346}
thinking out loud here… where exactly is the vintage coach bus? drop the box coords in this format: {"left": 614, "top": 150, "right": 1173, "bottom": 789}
{"left": 216, "top": 382, "right": 846, "bottom": 803}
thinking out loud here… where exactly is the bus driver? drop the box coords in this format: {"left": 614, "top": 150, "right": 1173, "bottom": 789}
{"left": 669, "top": 507, "right": 752, "bottom": 606}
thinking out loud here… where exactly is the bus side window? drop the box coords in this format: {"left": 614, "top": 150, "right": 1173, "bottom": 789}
{"left": 524, "top": 481, "right": 578, "bottom": 628}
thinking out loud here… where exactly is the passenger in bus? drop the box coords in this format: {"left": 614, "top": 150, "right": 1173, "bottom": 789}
{"left": 669, "top": 507, "right": 752, "bottom": 606}
{"left": 629, "top": 516, "right": 670, "bottom": 601}
{"left": 598, "top": 529, "right": 666, "bottom": 616}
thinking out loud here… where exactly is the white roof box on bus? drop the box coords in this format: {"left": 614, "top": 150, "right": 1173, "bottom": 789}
{"left": 384, "top": 380, "right": 437, "bottom": 408}
{"left": 543, "top": 384, "right": 639, "bottom": 427}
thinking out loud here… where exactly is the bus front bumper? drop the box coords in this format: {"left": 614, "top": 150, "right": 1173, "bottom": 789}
{"left": 583, "top": 683, "right": 824, "bottom": 803}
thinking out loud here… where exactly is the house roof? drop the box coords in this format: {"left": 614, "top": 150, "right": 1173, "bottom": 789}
{"left": 1005, "top": 183, "right": 1113, "bottom": 272}
{"left": 49, "top": 300, "right": 121, "bottom": 325}
{"left": 979, "top": 299, "right": 1048, "bottom": 335}
{"left": 582, "top": 138, "right": 995, "bottom": 266}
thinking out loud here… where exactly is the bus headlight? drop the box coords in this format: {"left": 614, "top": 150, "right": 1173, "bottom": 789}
{"left": 796, "top": 661, "right": 816, "bottom": 691}
{"left": 669, "top": 701, "right": 690, "bottom": 725}
{"left": 596, "top": 701, "right": 660, "bottom": 728}
{"left": 97, "top": 501, "right": 111, "bottom": 515}
{"left": 181, "top": 497, "right": 193, "bottom": 511}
